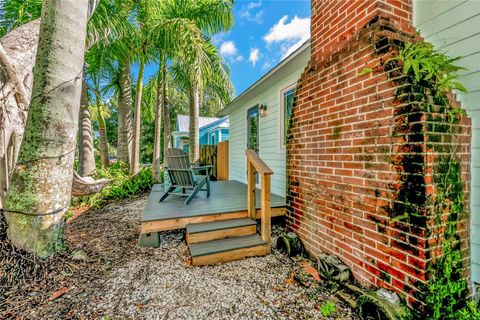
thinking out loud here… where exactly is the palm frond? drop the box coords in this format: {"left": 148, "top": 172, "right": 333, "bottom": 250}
{"left": 0, "top": 0, "right": 41, "bottom": 36}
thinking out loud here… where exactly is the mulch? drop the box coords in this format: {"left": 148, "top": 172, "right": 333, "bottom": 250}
{"left": 0, "top": 194, "right": 359, "bottom": 320}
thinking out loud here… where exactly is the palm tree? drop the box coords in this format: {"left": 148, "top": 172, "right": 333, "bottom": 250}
{"left": 0, "top": 0, "right": 133, "bottom": 182}
{"left": 116, "top": 58, "right": 134, "bottom": 166}
{"left": 128, "top": 0, "right": 157, "bottom": 176}
{"left": 3, "top": 0, "right": 90, "bottom": 257}
{"left": 147, "top": 0, "right": 234, "bottom": 169}
{"left": 170, "top": 37, "right": 233, "bottom": 163}
{"left": 78, "top": 80, "right": 96, "bottom": 176}
{"left": 85, "top": 43, "right": 117, "bottom": 169}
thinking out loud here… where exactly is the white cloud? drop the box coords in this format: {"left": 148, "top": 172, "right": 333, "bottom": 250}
{"left": 219, "top": 40, "right": 244, "bottom": 64}
{"left": 239, "top": 1, "right": 264, "bottom": 24}
{"left": 247, "top": 1, "right": 262, "bottom": 9}
{"left": 261, "top": 61, "right": 272, "bottom": 70}
{"left": 281, "top": 33, "right": 310, "bottom": 58}
{"left": 232, "top": 55, "right": 244, "bottom": 63}
{"left": 263, "top": 15, "right": 310, "bottom": 59}
{"left": 249, "top": 48, "right": 260, "bottom": 66}
{"left": 220, "top": 41, "right": 237, "bottom": 56}
{"left": 264, "top": 15, "right": 310, "bottom": 43}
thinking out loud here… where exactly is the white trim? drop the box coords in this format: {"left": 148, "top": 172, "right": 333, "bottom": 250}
{"left": 279, "top": 83, "right": 297, "bottom": 150}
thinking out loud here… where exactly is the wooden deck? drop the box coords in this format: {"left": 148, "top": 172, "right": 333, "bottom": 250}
{"left": 140, "top": 181, "right": 286, "bottom": 234}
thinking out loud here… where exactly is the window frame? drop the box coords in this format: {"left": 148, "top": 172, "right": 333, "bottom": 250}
{"left": 279, "top": 83, "right": 297, "bottom": 149}
{"left": 246, "top": 104, "right": 260, "bottom": 152}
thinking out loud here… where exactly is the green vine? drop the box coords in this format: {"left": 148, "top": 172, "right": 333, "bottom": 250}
{"left": 384, "top": 42, "right": 478, "bottom": 319}
{"left": 385, "top": 42, "right": 480, "bottom": 320}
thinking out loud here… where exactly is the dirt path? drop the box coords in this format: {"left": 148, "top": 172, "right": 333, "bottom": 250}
{"left": 1, "top": 195, "right": 359, "bottom": 319}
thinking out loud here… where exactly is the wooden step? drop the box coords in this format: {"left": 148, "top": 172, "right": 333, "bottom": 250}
{"left": 189, "top": 234, "right": 267, "bottom": 266}
{"left": 186, "top": 218, "right": 257, "bottom": 244}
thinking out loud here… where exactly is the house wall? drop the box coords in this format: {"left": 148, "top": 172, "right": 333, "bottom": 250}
{"left": 228, "top": 57, "right": 308, "bottom": 197}
{"left": 413, "top": 0, "right": 480, "bottom": 284}
{"left": 221, "top": 128, "right": 229, "bottom": 141}
{"left": 287, "top": 0, "right": 471, "bottom": 311}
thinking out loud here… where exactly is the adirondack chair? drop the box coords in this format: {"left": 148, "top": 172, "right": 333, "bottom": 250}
{"left": 160, "top": 148, "right": 212, "bottom": 205}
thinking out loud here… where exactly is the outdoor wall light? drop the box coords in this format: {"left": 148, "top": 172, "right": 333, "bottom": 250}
{"left": 259, "top": 104, "right": 268, "bottom": 117}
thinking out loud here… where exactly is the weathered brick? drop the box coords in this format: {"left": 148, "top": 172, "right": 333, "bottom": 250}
{"left": 286, "top": 0, "right": 471, "bottom": 312}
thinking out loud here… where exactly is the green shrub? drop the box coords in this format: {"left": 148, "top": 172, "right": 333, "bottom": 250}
{"left": 75, "top": 162, "right": 157, "bottom": 207}
{"left": 320, "top": 301, "right": 336, "bottom": 317}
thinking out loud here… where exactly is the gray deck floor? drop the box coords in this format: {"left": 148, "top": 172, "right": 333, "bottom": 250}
{"left": 142, "top": 180, "right": 286, "bottom": 222}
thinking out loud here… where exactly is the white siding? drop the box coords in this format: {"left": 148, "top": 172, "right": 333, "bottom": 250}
{"left": 414, "top": 0, "right": 480, "bottom": 284}
{"left": 228, "top": 50, "right": 309, "bottom": 197}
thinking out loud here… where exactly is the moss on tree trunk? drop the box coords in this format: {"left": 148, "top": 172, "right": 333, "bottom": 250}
{"left": 3, "top": 0, "right": 89, "bottom": 257}
{"left": 117, "top": 58, "right": 133, "bottom": 166}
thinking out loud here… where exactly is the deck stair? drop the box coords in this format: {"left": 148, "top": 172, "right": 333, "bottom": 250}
{"left": 185, "top": 150, "right": 274, "bottom": 266}
{"left": 186, "top": 218, "right": 256, "bottom": 244}
{"left": 187, "top": 219, "right": 267, "bottom": 265}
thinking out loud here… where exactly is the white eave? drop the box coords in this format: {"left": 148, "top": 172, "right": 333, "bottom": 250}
{"left": 219, "top": 38, "right": 311, "bottom": 116}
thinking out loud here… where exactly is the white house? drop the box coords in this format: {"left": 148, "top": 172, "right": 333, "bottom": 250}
{"left": 221, "top": 0, "right": 480, "bottom": 288}
{"left": 219, "top": 40, "right": 310, "bottom": 197}
{"left": 413, "top": 0, "right": 480, "bottom": 288}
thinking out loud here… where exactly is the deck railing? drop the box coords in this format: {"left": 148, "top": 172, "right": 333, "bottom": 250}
{"left": 246, "top": 149, "right": 273, "bottom": 253}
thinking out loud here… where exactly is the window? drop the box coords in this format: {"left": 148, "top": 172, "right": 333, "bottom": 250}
{"left": 211, "top": 133, "right": 216, "bottom": 145}
{"left": 247, "top": 105, "right": 259, "bottom": 151}
{"left": 281, "top": 86, "right": 296, "bottom": 147}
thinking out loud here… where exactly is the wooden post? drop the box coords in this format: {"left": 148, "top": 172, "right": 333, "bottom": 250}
{"left": 247, "top": 161, "right": 256, "bottom": 220}
{"left": 261, "top": 173, "right": 271, "bottom": 253}
{"left": 217, "top": 141, "right": 229, "bottom": 181}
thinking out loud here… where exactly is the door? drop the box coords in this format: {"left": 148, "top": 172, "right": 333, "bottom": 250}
{"left": 247, "top": 105, "right": 259, "bottom": 152}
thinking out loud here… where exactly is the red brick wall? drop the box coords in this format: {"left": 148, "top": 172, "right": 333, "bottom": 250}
{"left": 310, "top": 0, "right": 413, "bottom": 63}
{"left": 286, "top": 0, "right": 471, "bottom": 311}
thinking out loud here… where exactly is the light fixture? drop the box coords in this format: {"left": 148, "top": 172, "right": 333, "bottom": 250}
{"left": 259, "top": 104, "right": 268, "bottom": 117}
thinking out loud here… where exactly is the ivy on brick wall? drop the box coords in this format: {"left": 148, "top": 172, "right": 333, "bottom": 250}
{"left": 385, "top": 42, "right": 479, "bottom": 320}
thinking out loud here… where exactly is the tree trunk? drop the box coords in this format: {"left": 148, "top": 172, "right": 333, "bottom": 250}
{"left": 96, "top": 98, "right": 109, "bottom": 169}
{"left": 0, "top": 20, "right": 40, "bottom": 207}
{"left": 117, "top": 58, "right": 133, "bottom": 166}
{"left": 130, "top": 58, "right": 144, "bottom": 175}
{"left": 3, "top": 0, "right": 89, "bottom": 257}
{"left": 78, "top": 80, "right": 96, "bottom": 176}
{"left": 152, "top": 75, "right": 162, "bottom": 182}
{"left": 189, "top": 83, "right": 200, "bottom": 163}
{"left": 162, "top": 60, "right": 171, "bottom": 159}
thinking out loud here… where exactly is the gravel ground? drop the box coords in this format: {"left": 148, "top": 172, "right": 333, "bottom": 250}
{"left": 2, "top": 194, "right": 359, "bottom": 320}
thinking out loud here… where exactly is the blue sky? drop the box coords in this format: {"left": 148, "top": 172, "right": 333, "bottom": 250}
{"left": 141, "top": 1, "right": 311, "bottom": 97}
{"left": 217, "top": 0, "right": 311, "bottom": 95}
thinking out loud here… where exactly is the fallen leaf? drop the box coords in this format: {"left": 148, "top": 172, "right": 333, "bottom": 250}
{"left": 185, "top": 258, "right": 192, "bottom": 266}
{"left": 285, "top": 272, "right": 296, "bottom": 285}
{"left": 49, "top": 287, "right": 69, "bottom": 301}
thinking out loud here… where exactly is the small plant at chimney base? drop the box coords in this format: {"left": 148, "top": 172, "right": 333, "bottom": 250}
{"left": 320, "top": 301, "right": 336, "bottom": 317}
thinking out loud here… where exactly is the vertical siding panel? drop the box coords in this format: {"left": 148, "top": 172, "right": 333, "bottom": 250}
{"left": 414, "top": 0, "right": 480, "bottom": 284}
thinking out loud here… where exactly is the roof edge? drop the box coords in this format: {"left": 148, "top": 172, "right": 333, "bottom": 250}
{"left": 219, "top": 38, "right": 311, "bottom": 116}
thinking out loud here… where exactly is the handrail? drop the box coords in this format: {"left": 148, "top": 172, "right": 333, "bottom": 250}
{"left": 245, "top": 149, "right": 272, "bottom": 254}
{"left": 245, "top": 149, "right": 273, "bottom": 175}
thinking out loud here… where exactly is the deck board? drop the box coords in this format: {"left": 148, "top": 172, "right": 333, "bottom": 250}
{"left": 142, "top": 180, "right": 286, "bottom": 223}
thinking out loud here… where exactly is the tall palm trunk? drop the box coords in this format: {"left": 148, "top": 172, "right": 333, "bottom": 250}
{"left": 152, "top": 74, "right": 162, "bottom": 182}
{"left": 95, "top": 91, "right": 109, "bottom": 169}
{"left": 161, "top": 57, "right": 171, "bottom": 159}
{"left": 78, "top": 80, "right": 96, "bottom": 176}
{"left": 189, "top": 82, "right": 200, "bottom": 163}
{"left": 130, "top": 58, "right": 145, "bottom": 175}
{"left": 117, "top": 59, "right": 133, "bottom": 166}
{"left": 3, "top": 0, "right": 89, "bottom": 257}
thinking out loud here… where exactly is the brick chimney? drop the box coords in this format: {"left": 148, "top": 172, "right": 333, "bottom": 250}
{"left": 287, "top": 0, "right": 471, "bottom": 312}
